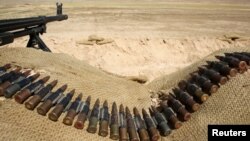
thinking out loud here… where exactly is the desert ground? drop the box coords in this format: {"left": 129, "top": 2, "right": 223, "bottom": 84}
{"left": 1, "top": 0, "right": 250, "bottom": 82}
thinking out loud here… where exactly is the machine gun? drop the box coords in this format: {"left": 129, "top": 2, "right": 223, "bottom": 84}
{"left": 0, "top": 3, "right": 68, "bottom": 52}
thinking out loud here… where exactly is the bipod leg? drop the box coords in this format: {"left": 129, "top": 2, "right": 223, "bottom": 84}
{"left": 26, "top": 33, "right": 51, "bottom": 52}
{"left": 27, "top": 34, "right": 37, "bottom": 48}
{"left": 34, "top": 34, "right": 51, "bottom": 52}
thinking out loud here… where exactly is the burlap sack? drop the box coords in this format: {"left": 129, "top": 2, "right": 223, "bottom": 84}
{"left": 0, "top": 47, "right": 249, "bottom": 141}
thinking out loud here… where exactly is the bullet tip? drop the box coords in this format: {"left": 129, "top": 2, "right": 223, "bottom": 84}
{"left": 50, "top": 80, "right": 58, "bottom": 87}
{"left": 111, "top": 102, "right": 117, "bottom": 113}
{"left": 13, "top": 67, "right": 22, "bottom": 72}
{"left": 119, "top": 104, "right": 124, "bottom": 112}
{"left": 33, "top": 73, "right": 40, "bottom": 78}
{"left": 95, "top": 98, "right": 100, "bottom": 105}
{"left": 103, "top": 100, "right": 108, "bottom": 106}
{"left": 23, "top": 70, "right": 32, "bottom": 76}
{"left": 42, "top": 76, "right": 50, "bottom": 82}
{"left": 77, "top": 93, "right": 83, "bottom": 99}
{"left": 125, "top": 107, "right": 130, "bottom": 113}
{"left": 133, "top": 107, "right": 140, "bottom": 115}
{"left": 70, "top": 89, "right": 76, "bottom": 94}
{"left": 60, "top": 84, "right": 68, "bottom": 91}
{"left": 4, "top": 64, "right": 11, "bottom": 69}
{"left": 141, "top": 108, "right": 147, "bottom": 115}
{"left": 86, "top": 95, "right": 91, "bottom": 100}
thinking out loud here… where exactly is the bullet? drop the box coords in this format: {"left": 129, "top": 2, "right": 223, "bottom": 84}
{"left": 0, "top": 64, "right": 11, "bottom": 75}
{"left": 74, "top": 96, "right": 91, "bottom": 129}
{"left": 160, "top": 101, "right": 182, "bottom": 129}
{"left": 98, "top": 100, "right": 110, "bottom": 137}
{"left": 119, "top": 104, "right": 129, "bottom": 141}
{"left": 207, "top": 61, "right": 237, "bottom": 77}
{"left": 191, "top": 74, "right": 218, "bottom": 94}
{"left": 173, "top": 88, "right": 200, "bottom": 112}
{"left": 37, "top": 84, "right": 67, "bottom": 116}
{"left": 178, "top": 80, "right": 187, "bottom": 90}
{"left": 110, "top": 102, "right": 119, "bottom": 140}
{"left": 48, "top": 89, "right": 75, "bottom": 121}
{"left": 63, "top": 93, "right": 82, "bottom": 125}
{"left": 150, "top": 106, "right": 172, "bottom": 136}
{"left": 4, "top": 73, "right": 40, "bottom": 98}
{"left": 25, "top": 80, "right": 58, "bottom": 110}
{"left": 133, "top": 107, "right": 150, "bottom": 141}
{"left": 240, "top": 52, "right": 250, "bottom": 58}
{"left": 178, "top": 80, "right": 209, "bottom": 102}
{"left": 142, "top": 108, "right": 160, "bottom": 141}
{"left": 198, "top": 67, "right": 228, "bottom": 85}
{"left": 215, "top": 55, "right": 247, "bottom": 71}
{"left": 87, "top": 98, "right": 100, "bottom": 133}
{"left": 126, "top": 107, "right": 139, "bottom": 141}
{"left": 225, "top": 53, "right": 250, "bottom": 65}
{"left": 168, "top": 94, "right": 191, "bottom": 121}
{"left": 0, "top": 67, "right": 21, "bottom": 84}
{"left": 14, "top": 76, "right": 50, "bottom": 104}
{"left": 225, "top": 53, "right": 250, "bottom": 73}
{"left": 0, "top": 70, "right": 31, "bottom": 96}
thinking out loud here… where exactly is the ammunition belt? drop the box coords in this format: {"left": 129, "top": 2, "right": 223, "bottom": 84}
{"left": 0, "top": 52, "right": 249, "bottom": 140}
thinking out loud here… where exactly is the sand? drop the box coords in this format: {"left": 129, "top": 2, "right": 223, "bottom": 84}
{"left": 1, "top": 0, "right": 250, "bottom": 82}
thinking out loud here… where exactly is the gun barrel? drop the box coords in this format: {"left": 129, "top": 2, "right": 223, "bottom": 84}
{"left": 0, "top": 15, "right": 68, "bottom": 33}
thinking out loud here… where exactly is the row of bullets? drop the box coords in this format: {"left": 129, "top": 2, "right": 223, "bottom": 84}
{"left": 0, "top": 64, "right": 163, "bottom": 141}
{"left": 155, "top": 52, "right": 250, "bottom": 135}
{"left": 0, "top": 51, "right": 249, "bottom": 141}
